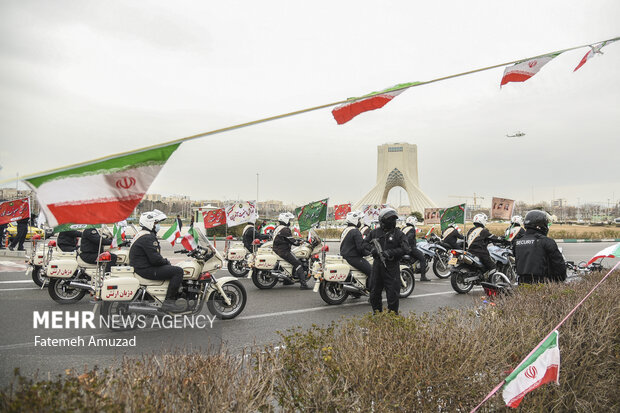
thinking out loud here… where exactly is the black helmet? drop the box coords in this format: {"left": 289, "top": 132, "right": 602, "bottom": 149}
{"left": 379, "top": 207, "right": 398, "bottom": 230}
{"left": 524, "top": 210, "right": 549, "bottom": 234}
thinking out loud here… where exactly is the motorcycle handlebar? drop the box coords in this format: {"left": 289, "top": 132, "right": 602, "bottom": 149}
{"left": 174, "top": 249, "right": 188, "bottom": 254}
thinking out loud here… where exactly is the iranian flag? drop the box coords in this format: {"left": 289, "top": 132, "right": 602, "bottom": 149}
{"left": 587, "top": 242, "right": 620, "bottom": 266}
{"left": 425, "top": 226, "right": 435, "bottom": 238}
{"left": 500, "top": 54, "right": 560, "bottom": 87}
{"left": 502, "top": 330, "right": 561, "bottom": 408}
{"left": 162, "top": 219, "right": 181, "bottom": 246}
{"left": 24, "top": 143, "right": 180, "bottom": 227}
{"left": 111, "top": 223, "right": 124, "bottom": 248}
{"left": 181, "top": 226, "right": 200, "bottom": 251}
{"left": 574, "top": 39, "right": 618, "bottom": 72}
{"left": 332, "top": 82, "right": 420, "bottom": 125}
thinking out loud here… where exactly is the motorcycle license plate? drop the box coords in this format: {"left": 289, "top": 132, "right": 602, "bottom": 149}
{"left": 448, "top": 257, "right": 458, "bottom": 266}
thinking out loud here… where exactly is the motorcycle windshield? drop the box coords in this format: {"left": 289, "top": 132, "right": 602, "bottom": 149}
{"left": 193, "top": 226, "right": 216, "bottom": 252}
{"left": 309, "top": 228, "right": 322, "bottom": 246}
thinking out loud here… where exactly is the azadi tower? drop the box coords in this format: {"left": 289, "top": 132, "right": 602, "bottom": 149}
{"left": 353, "top": 143, "right": 436, "bottom": 212}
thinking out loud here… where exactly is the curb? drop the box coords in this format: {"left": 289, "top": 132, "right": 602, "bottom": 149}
{"left": 0, "top": 250, "right": 28, "bottom": 258}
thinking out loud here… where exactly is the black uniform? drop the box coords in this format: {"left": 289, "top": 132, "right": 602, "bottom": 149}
{"left": 9, "top": 217, "right": 30, "bottom": 251}
{"left": 79, "top": 228, "right": 117, "bottom": 270}
{"left": 129, "top": 231, "right": 184, "bottom": 301}
{"left": 0, "top": 223, "right": 7, "bottom": 249}
{"left": 57, "top": 230, "right": 82, "bottom": 252}
{"left": 514, "top": 228, "right": 566, "bottom": 284}
{"left": 403, "top": 225, "right": 427, "bottom": 275}
{"left": 466, "top": 224, "right": 500, "bottom": 272}
{"left": 365, "top": 227, "right": 410, "bottom": 313}
{"left": 442, "top": 226, "right": 464, "bottom": 249}
{"left": 273, "top": 225, "right": 305, "bottom": 282}
{"left": 242, "top": 224, "right": 270, "bottom": 252}
{"left": 340, "top": 224, "right": 372, "bottom": 282}
{"left": 359, "top": 225, "right": 371, "bottom": 239}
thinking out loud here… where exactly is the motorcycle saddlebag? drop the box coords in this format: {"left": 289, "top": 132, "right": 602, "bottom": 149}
{"left": 323, "top": 264, "right": 349, "bottom": 282}
{"left": 254, "top": 254, "right": 278, "bottom": 270}
{"left": 228, "top": 246, "right": 247, "bottom": 261}
{"left": 102, "top": 271, "right": 139, "bottom": 301}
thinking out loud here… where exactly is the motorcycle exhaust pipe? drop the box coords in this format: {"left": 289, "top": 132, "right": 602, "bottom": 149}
{"left": 68, "top": 281, "right": 94, "bottom": 291}
{"left": 342, "top": 284, "right": 363, "bottom": 294}
{"left": 127, "top": 305, "right": 160, "bottom": 315}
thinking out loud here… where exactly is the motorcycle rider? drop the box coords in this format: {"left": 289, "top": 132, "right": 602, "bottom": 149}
{"left": 57, "top": 230, "right": 82, "bottom": 252}
{"left": 130, "top": 210, "right": 185, "bottom": 312}
{"left": 514, "top": 210, "right": 566, "bottom": 284}
{"left": 365, "top": 208, "right": 410, "bottom": 314}
{"left": 442, "top": 224, "right": 464, "bottom": 249}
{"left": 466, "top": 213, "right": 503, "bottom": 278}
{"left": 403, "top": 216, "right": 430, "bottom": 281}
{"left": 273, "top": 212, "right": 310, "bottom": 290}
{"left": 79, "top": 226, "right": 117, "bottom": 272}
{"left": 359, "top": 219, "right": 371, "bottom": 239}
{"left": 242, "top": 216, "right": 270, "bottom": 253}
{"left": 505, "top": 215, "right": 525, "bottom": 247}
{"left": 340, "top": 211, "right": 372, "bottom": 289}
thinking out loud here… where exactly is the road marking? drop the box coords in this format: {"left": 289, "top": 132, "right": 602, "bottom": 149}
{"left": 237, "top": 290, "right": 478, "bottom": 321}
{"left": 0, "top": 280, "right": 32, "bottom": 284}
{"left": 0, "top": 287, "right": 38, "bottom": 292}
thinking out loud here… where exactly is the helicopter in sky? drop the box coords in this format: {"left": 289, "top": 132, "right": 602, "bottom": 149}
{"left": 506, "top": 131, "right": 526, "bottom": 138}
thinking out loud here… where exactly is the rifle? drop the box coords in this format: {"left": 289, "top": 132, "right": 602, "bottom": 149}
{"left": 372, "top": 238, "right": 388, "bottom": 269}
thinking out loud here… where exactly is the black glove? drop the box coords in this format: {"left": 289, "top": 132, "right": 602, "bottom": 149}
{"left": 382, "top": 251, "right": 393, "bottom": 260}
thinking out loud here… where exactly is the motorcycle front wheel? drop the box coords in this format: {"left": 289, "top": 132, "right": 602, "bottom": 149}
{"left": 318, "top": 281, "right": 349, "bottom": 305}
{"left": 48, "top": 278, "right": 86, "bottom": 304}
{"left": 227, "top": 260, "right": 249, "bottom": 277}
{"left": 100, "top": 302, "right": 139, "bottom": 331}
{"left": 29, "top": 265, "right": 46, "bottom": 287}
{"left": 251, "top": 269, "right": 279, "bottom": 289}
{"left": 207, "top": 280, "right": 247, "bottom": 319}
{"left": 432, "top": 252, "right": 452, "bottom": 279}
{"left": 399, "top": 268, "right": 415, "bottom": 298}
{"left": 450, "top": 271, "right": 474, "bottom": 294}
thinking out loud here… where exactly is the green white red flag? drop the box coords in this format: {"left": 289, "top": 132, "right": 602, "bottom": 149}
{"left": 111, "top": 223, "right": 124, "bottom": 248}
{"left": 574, "top": 39, "right": 618, "bottom": 71}
{"left": 502, "top": 330, "right": 560, "bottom": 408}
{"left": 500, "top": 54, "right": 560, "bottom": 87}
{"left": 587, "top": 242, "right": 620, "bottom": 265}
{"left": 162, "top": 219, "right": 181, "bottom": 246}
{"left": 332, "top": 82, "right": 420, "bottom": 124}
{"left": 181, "top": 225, "right": 199, "bottom": 251}
{"left": 24, "top": 143, "right": 180, "bottom": 227}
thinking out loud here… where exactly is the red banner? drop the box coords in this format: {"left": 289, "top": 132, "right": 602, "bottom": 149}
{"left": 334, "top": 203, "right": 351, "bottom": 220}
{"left": 0, "top": 198, "right": 30, "bottom": 225}
{"left": 202, "top": 208, "right": 226, "bottom": 228}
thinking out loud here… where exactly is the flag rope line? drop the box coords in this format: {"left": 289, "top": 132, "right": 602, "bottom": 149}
{"left": 469, "top": 260, "right": 620, "bottom": 413}
{"left": 1, "top": 35, "right": 618, "bottom": 184}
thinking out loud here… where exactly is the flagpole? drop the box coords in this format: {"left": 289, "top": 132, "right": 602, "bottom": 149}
{"left": 4, "top": 37, "right": 619, "bottom": 185}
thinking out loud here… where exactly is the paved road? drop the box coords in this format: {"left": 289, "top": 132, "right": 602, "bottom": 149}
{"left": 0, "top": 242, "right": 616, "bottom": 387}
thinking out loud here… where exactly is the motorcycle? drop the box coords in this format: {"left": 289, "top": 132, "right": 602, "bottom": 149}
{"left": 26, "top": 235, "right": 52, "bottom": 287}
{"left": 448, "top": 240, "right": 515, "bottom": 294}
{"left": 421, "top": 233, "right": 464, "bottom": 279}
{"left": 250, "top": 229, "right": 323, "bottom": 289}
{"left": 224, "top": 235, "right": 270, "bottom": 277}
{"left": 313, "top": 250, "right": 415, "bottom": 305}
{"left": 94, "top": 227, "right": 246, "bottom": 330}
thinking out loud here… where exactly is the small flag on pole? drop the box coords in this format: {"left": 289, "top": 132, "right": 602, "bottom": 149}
{"left": 162, "top": 219, "right": 181, "bottom": 246}
{"left": 111, "top": 223, "right": 123, "bottom": 248}
{"left": 502, "top": 330, "right": 561, "bottom": 408}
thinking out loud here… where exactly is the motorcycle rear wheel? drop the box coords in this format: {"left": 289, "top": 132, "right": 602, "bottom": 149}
{"left": 207, "top": 280, "right": 247, "bottom": 319}
{"left": 227, "top": 260, "right": 249, "bottom": 277}
{"left": 450, "top": 271, "right": 474, "bottom": 294}
{"left": 100, "top": 302, "right": 139, "bottom": 331}
{"left": 251, "top": 269, "right": 278, "bottom": 289}
{"left": 30, "top": 265, "right": 46, "bottom": 287}
{"left": 319, "top": 281, "right": 349, "bottom": 305}
{"left": 432, "top": 252, "right": 452, "bottom": 279}
{"left": 399, "top": 268, "right": 415, "bottom": 298}
{"left": 48, "top": 278, "right": 86, "bottom": 304}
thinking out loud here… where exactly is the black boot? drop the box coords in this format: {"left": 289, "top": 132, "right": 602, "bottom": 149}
{"left": 161, "top": 285, "right": 184, "bottom": 312}
{"left": 420, "top": 269, "right": 431, "bottom": 281}
{"left": 296, "top": 267, "right": 311, "bottom": 290}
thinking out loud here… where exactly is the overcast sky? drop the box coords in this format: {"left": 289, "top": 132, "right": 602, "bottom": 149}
{"left": 1, "top": 0, "right": 619, "bottom": 210}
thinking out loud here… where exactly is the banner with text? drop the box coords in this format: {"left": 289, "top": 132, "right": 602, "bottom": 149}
{"left": 295, "top": 198, "right": 328, "bottom": 232}
{"left": 203, "top": 208, "right": 226, "bottom": 229}
{"left": 361, "top": 204, "right": 388, "bottom": 225}
{"left": 424, "top": 208, "right": 441, "bottom": 224}
{"left": 490, "top": 197, "right": 515, "bottom": 220}
{"left": 0, "top": 198, "right": 31, "bottom": 225}
{"left": 225, "top": 201, "right": 257, "bottom": 228}
{"left": 334, "top": 203, "right": 351, "bottom": 220}
{"left": 440, "top": 204, "right": 466, "bottom": 231}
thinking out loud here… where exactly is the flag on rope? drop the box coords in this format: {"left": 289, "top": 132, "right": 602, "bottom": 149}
{"left": 162, "top": 219, "right": 181, "bottom": 246}
{"left": 334, "top": 203, "right": 352, "bottom": 220}
{"left": 574, "top": 39, "right": 618, "bottom": 71}
{"left": 586, "top": 242, "right": 620, "bottom": 266}
{"left": 502, "top": 330, "right": 561, "bottom": 408}
{"left": 24, "top": 143, "right": 180, "bottom": 227}
{"left": 111, "top": 223, "right": 124, "bottom": 248}
{"left": 439, "top": 204, "right": 465, "bottom": 232}
{"left": 500, "top": 54, "right": 560, "bottom": 87}
{"left": 294, "top": 198, "right": 328, "bottom": 232}
{"left": 331, "top": 82, "right": 420, "bottom": 124}
{"left": 181, "top": 225, "right": 200, "bottom": 251}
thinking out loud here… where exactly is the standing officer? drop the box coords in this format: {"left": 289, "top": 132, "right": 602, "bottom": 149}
{"left": 514, "top": 210, "right": 566, "bottom": 284}
{"left": 365, "top": 208, "right": 410, "bottom": 314}
{"left": 0, "top": 222, "right": 7, "bottom": 249}
{"left": 9, "top": 217, "right": 29, "bottom": 251}
{"left": 403, "top": 216, "right": 429, "bottom": 281}
{"left": 340, "top": 211, "right": 372, "bottom": 289}
{"left": 273, "top": 212, "right": 310, "bottom": 290}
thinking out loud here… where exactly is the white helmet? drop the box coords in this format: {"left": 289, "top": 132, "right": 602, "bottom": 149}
{"left": 345, "top": 211, "right": 363, "bottom": 226}
{"left": 511, "top": 215, "right": 523, "bottom": 226}
{"left": 473, "top": 213, "right": 488, "bottom": 226}
{"left": 139, "top": 209, "right": 167, "bottom": 231}
{"left": 278, "top": 212, "right": 295, "bottom": 225}
{"left": 250, "top": 214, "right": 259, "bottom": 224}
{"left": 405, "top": 216, "right": 417, "bottom": 226}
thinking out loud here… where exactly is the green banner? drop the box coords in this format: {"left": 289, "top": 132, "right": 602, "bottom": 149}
{"left": 294, "top": 198, "right": 328, "bottom": 232}
{"left": 439, "top": 204, "right": 465, "bottom": 232}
